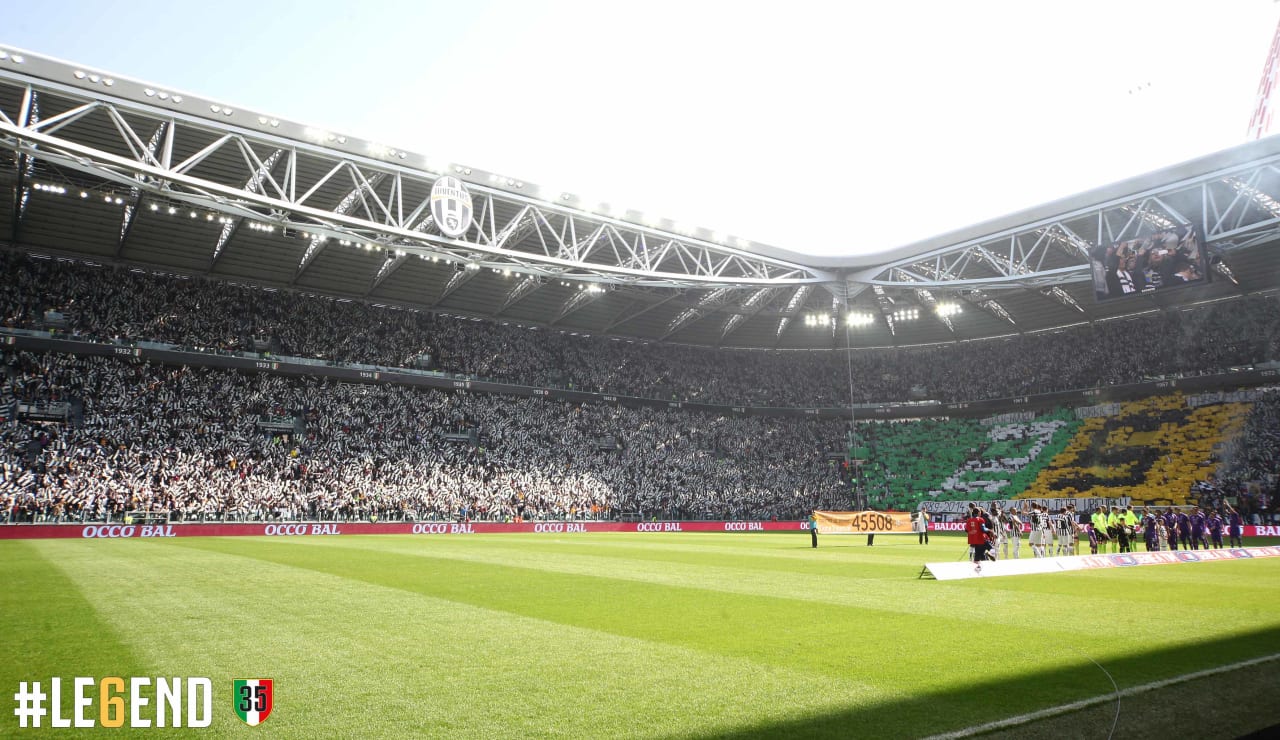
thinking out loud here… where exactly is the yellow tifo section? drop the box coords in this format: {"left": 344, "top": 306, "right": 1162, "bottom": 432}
{"left": 1016, "top": 394, "right": 1251, "bottom": 505}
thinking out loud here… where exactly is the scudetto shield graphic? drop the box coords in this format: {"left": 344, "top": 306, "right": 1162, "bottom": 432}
{"left": 233, "top": 679, "right": 273, "bottom": 726}
{"left": 430, "top": 175, "right": 474, "bottom": 238}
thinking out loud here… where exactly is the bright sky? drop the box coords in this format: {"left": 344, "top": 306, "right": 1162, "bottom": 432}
{"left": 6, "top": 0, "right": 1279, "bottom": 257}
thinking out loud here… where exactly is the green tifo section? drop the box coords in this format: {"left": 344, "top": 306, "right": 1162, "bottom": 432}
{"left": 2, "top": 534, "right": 1279, "bottom": 739}
{"left": 852, "top": 409, "right": 1080, "bottom": 511}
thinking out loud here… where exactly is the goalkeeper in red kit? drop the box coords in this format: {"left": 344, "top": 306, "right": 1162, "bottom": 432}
{"left": 965, "top": 506, "right": 992, "bottom": 569}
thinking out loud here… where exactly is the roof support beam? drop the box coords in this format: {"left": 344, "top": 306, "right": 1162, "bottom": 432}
{"left": 434, "top": 262, "right": 482, "bottom": 306}
{"left": 605, "top": 292, "right": 684, "bottom": 332}
{"left": 116, "top": 122, "right": 168, "bottom": 258}
{"left": 211, "top": 148, "right": 283, "bottom": 269}
{"left": 9, "top": 86, "right": 36, "bottom": 243}
{"left": 293, "top": 172, "right": 386, "bottom": 283}
{"left": 552, "top": 286, "right": 607, "bottom": 325}
{"left": 367, "top": 251, "right": 409, "bottom": 296}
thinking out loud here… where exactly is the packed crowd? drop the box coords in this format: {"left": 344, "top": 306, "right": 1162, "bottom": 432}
{"left": 1, "top": 352, "right": 851, "bottom": 524}
{"left": 2, "top": 250, "right": 1278, "bottom": 406}
{"left": 1204, "top": 390, "right": 1280, "bottom": 519}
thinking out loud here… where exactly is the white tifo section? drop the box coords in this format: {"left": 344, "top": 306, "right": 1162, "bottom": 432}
{"left": 935, "top": 421, "right": 1067, "bottom": 498}
{"left": 926, "top": 546, "right": 1280, "bottom": 580}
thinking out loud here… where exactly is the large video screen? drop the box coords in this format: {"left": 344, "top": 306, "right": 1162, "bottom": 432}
{"left": 1089, "top": 226, "right": 1208, "bottom": 302}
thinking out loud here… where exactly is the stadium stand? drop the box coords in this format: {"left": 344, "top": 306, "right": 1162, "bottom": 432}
{"left": 1213, "top": 390, "right": 1280, "bottom": 520}
{"left": 1, "top": 249, "right": 1278, "bottom": 524}
{"left": 2, "top": 249, "right": 1279, "bottom": 406}
{"left": 0, "top": 352, "right": 852, "bottom": 524}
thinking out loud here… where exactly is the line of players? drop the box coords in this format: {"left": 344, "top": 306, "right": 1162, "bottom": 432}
{"left": 965, "top": 501, "right": 1247, "bottom": 561}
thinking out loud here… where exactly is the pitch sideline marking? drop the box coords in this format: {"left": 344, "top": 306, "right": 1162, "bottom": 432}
{"left": 922, "top": 651, "right": 1280, "bottom": 739}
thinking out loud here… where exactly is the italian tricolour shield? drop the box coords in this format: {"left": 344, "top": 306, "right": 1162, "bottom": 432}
{"left": 233, "top": 679, "right": 273, "bottom": 726}
{"left": 430, "top": 175, "right": 474, "bottom": 238}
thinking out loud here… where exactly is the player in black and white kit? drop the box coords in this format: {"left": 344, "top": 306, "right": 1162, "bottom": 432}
{"left": 1027, "top": 503, "right": 1047, "bottom": 558}
{"left": 1004, "top": 507, "right": 1023, "bottom": 559}
{"left": 1055, "top": 506, "right": 1077, "bottom": 556}
{"left": 986, "top": 505, "right": 1004, "bottom": 561}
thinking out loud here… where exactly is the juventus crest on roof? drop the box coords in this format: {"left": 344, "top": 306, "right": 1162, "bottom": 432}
{"left": 430, "top": 176, "right": 474, "bottom": 238}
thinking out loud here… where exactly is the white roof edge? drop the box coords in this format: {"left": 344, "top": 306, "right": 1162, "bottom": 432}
{"left": 759, "top": 134, "right": 1280, "bottom": 271}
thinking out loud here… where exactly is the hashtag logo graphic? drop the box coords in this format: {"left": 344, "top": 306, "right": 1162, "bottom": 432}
{"left": 13, "top": 682, "right": 47, "bottom": 728}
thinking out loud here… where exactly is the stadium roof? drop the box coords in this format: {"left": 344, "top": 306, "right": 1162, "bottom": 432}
{"left": 2, "top": 45, "right": 1279, "bottom": 351}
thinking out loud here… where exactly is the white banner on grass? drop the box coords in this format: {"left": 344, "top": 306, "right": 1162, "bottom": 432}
{"left": 925, "top": 546, "right": 1280, "bottom": 581}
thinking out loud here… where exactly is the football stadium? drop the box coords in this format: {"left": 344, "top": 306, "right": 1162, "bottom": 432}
{"left": 3, "top": 6, "right": 1280, "bottom": 738}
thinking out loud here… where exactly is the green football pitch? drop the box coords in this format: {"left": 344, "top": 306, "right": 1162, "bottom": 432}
{"left": 3, "top": 532, "right": 1279, "bottom": 738}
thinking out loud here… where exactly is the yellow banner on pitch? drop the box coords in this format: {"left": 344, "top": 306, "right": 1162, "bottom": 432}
{"left": 814, "top": 510, "right": 913, "bottom": 534}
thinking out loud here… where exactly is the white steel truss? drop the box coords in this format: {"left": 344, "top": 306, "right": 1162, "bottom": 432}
{"left": 0, "top": 68, "right": 833, "bottom": 291}
{"left": 850, "top": 159, "right": 1280, "bottom": 291}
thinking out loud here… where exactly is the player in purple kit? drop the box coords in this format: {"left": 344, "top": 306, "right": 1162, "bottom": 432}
{"left": 1205, "top": 509, "right": 1225, "bottom": 549}
{"left": 1163, "top": 509, "right": 1179, "bottom": 550}
{"left": 1189, "top": 508, "right": 1208, "bottom": 550}
{"left": 1176, "top": 509, "right": 1192, "bottom": 550}
{"left": 1141, "top": 507, "right": 1159, "bottom": 551}
{"left": 1225, "top": 502, "right": 1244, "bottom": 548}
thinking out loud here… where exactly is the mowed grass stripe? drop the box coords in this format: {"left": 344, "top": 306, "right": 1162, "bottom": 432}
{"left": 448, "top": 531, "right": 923, "bottom": 577}
{"left": 14, "top": 535, "right": 1280, "bottom": 738}
{"left": 234, "top": 533, "right": 1280, "bottom": 651}
{"left": 0, "top": 542, "right": 152, "bottom": 724}
{"left": 35, "top": 539, "right": 893, "bottom": 739}
{"left": 164, "top": 535, "right": 1208, "bottom": 732}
